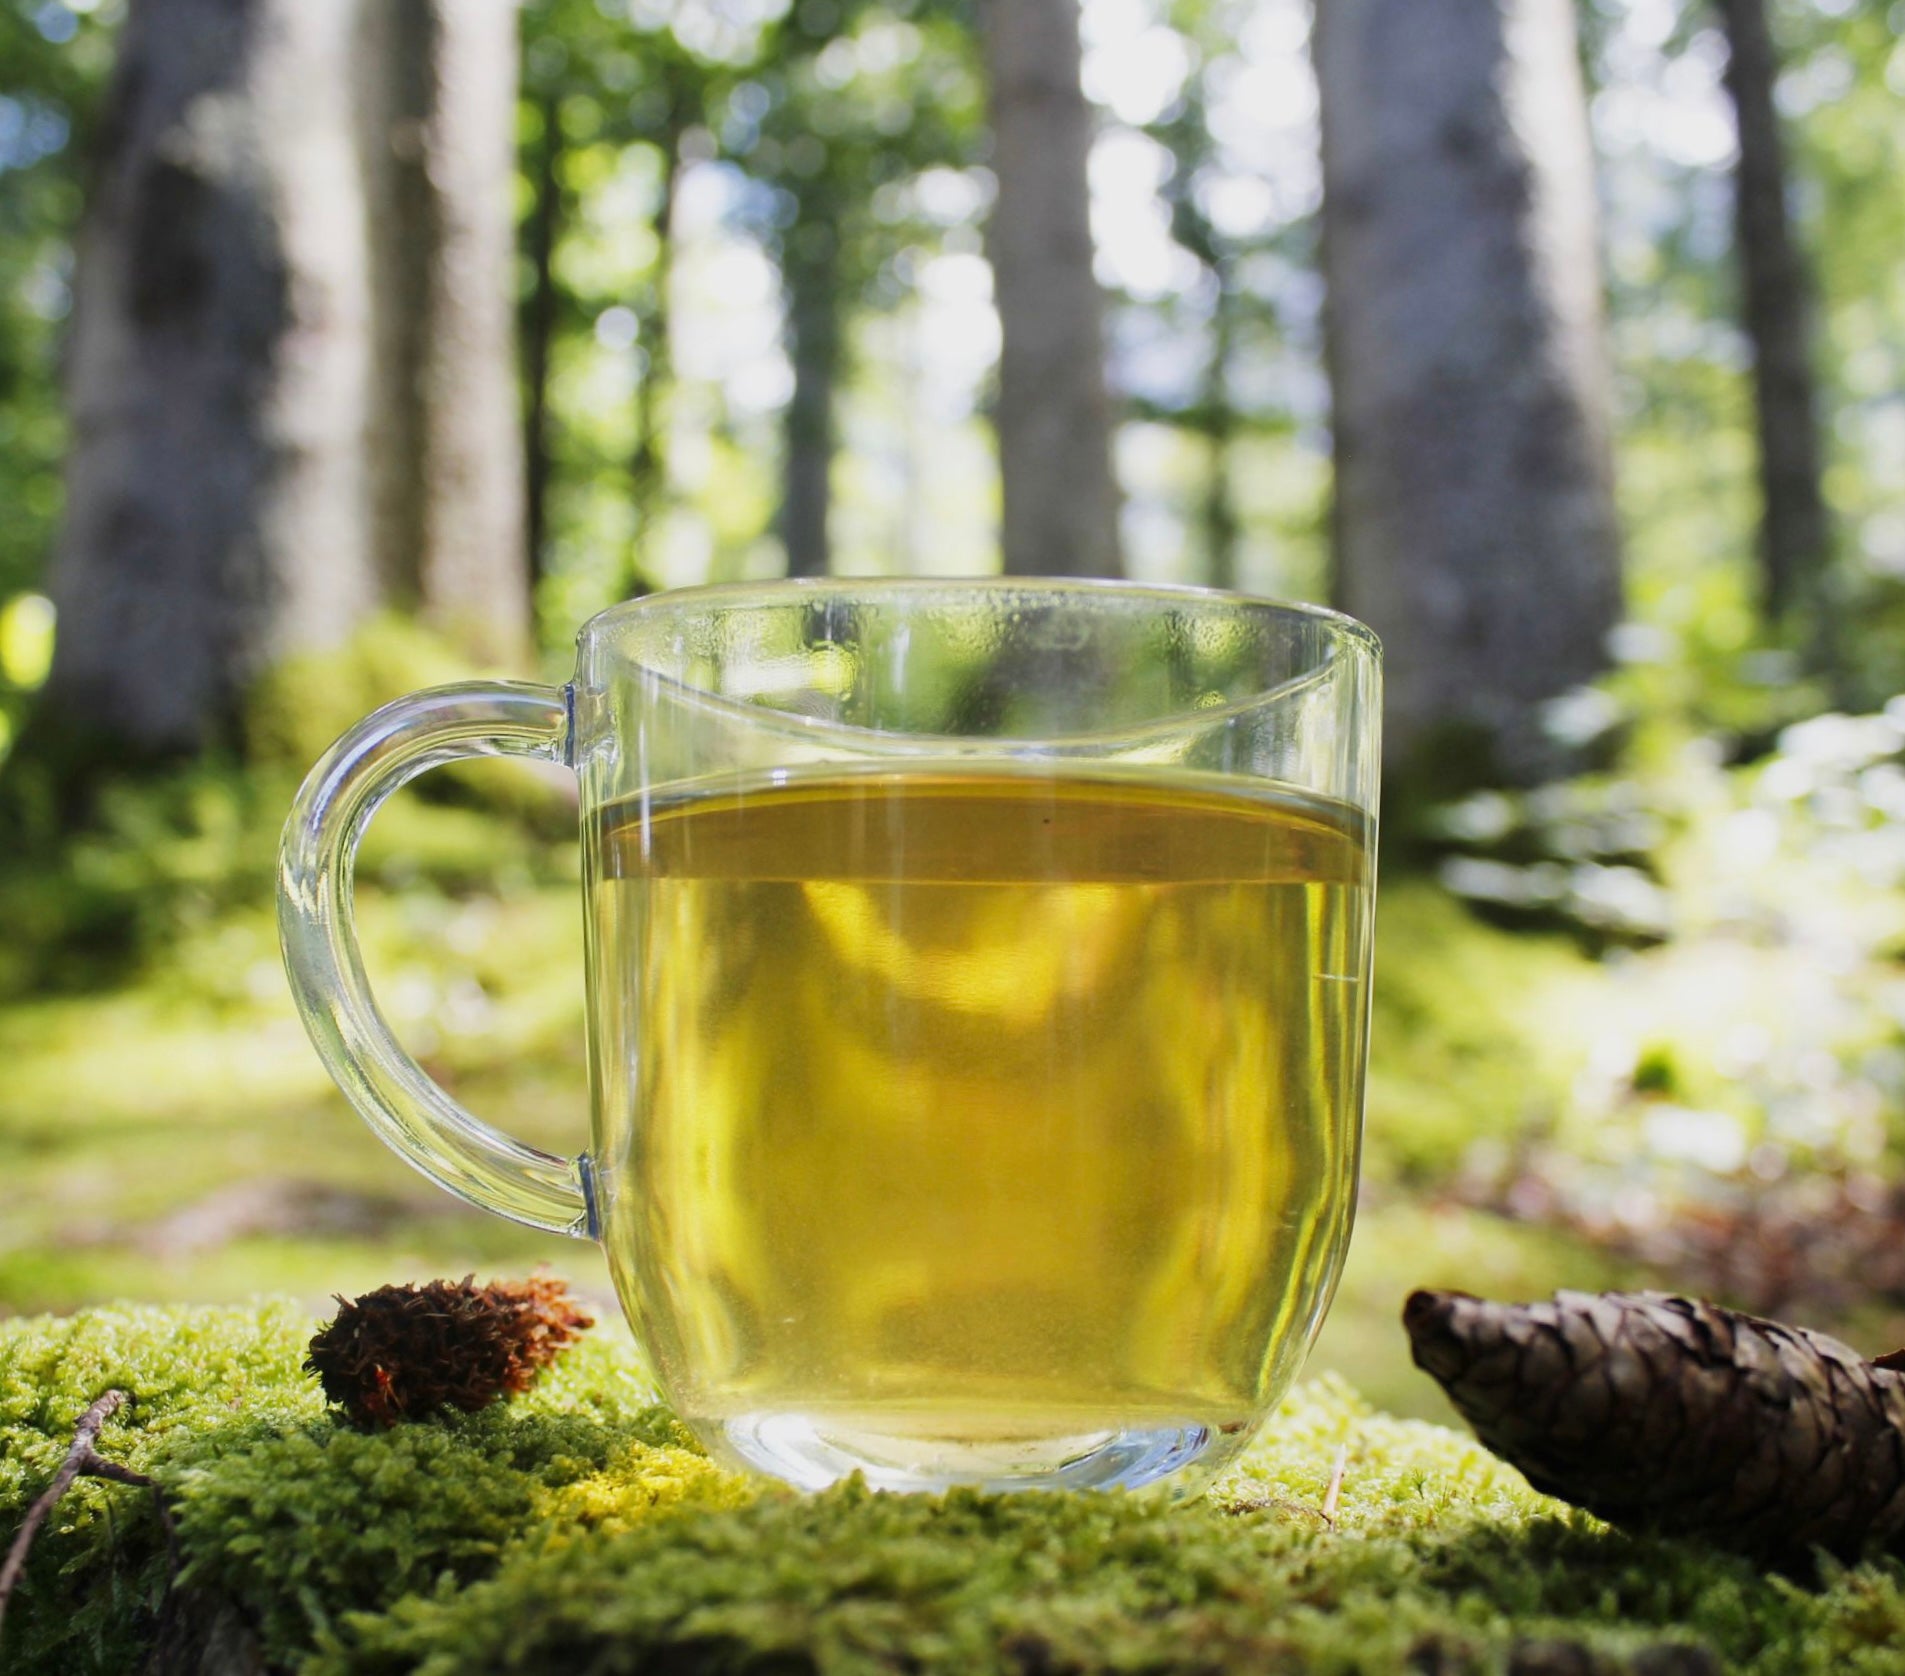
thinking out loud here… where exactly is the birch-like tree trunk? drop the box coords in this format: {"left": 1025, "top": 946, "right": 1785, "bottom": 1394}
{"left": 42, "top": 0, "right": 379, "bottom": 760}
{"left": 361, "top": 0, "right": 528, "bottom": 664}
{"left": 980, "top": 0, "right": 1122, "bottom": 578}
{"left": 1316, "top": 0, "right": 1622, "bottom": 781}
{"left": 1713, "top": 0, "right": 1830, "bottom": 631}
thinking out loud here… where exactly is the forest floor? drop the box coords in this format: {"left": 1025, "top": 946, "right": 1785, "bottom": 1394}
{"left": 5, "top": 699, "right": 1905, "bottom": 1425}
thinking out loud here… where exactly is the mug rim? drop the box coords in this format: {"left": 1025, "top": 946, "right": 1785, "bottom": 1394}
{"left": 574, "top": 576, "right": 1380, "bottom": 758}
{"left": 579, "top": 574, "right": 1381, "bottom": 654}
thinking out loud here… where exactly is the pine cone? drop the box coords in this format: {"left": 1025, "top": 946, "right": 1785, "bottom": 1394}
{"left": 306, "top": 1274, "right": 594, "bottom": 1429}
{"left": 1404, "top": 1288, "right": 1905, "bottom": 1563}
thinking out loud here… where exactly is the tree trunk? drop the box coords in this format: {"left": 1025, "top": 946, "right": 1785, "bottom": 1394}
{"left": 360, "top": 0, "right": 528, "bottom": 665}
{"left": 1713, "top": 0, "right": 1831, "bottom": 632}
{"left": 1316, "top": 0, "right": 1622, "bottom": 784}
{"left": 41, "top": 0, "right": 379, "bottom": 762}
{"left": 780, "top": 220, "right": 843, "bottom": 579}
{"left": 1202, "top": 273, "right": 1240, "bottom": 592}
{"left": 522, "top": 87, "right": 563, "bottom": 591}
{"left": 630, "top": 115, "right": 684, "bottom": 591}
{"left": 979, "top": 0, "right": 1122, "bottom": 579}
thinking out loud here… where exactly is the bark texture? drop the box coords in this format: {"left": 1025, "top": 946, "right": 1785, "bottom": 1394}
{"left": 42, "top": 0, "right": 527, "bottom": 765}
{"left": 1408, "top": 1289, "right": 1905, "bottom": 1565}
{"left": 360, "top": 0, "right": 529, "bottom": 662}
{"left": 980, "top": 0, "right": 1123, "bottom": 579}
{"left": 1714, "top": 0, "right": 1830, "bottom": 628}
{"left": 1316, "top": 0, "right": 1622, "bottom": 782}
{"left": 45, "top": 0, "right": 379, "bottom": 758}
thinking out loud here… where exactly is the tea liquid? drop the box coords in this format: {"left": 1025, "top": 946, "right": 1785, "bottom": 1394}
{"left": 585, "top": 767, "right": 1370, "bottom": 1486}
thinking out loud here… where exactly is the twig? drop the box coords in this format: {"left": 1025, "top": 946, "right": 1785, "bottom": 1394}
{"left": 0, "top": 1390, "right": 175, "bottom": 1652}
{"left": 1320, "top": 1443, "right": 1349, "bottom": 1527}
{"left": 1216, "top": 1490, "right": 1331, "bottom": 1521}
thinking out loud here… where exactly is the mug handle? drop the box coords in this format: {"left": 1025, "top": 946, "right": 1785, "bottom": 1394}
{"left": 278, "top": 681, "right": 594, "bottom": 1237}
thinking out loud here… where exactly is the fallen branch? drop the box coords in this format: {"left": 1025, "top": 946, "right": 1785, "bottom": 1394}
{"left": 0, "top": 1390, "right": 177, "bottom": 1650}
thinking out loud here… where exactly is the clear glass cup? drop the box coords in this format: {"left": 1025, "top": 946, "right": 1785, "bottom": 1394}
{"left": 280, "top": 578, "right": 1380, "bottom": 1494}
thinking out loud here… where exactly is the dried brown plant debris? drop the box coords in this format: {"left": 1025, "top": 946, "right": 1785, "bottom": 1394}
{"left": 1406, "top": 1288, "right": 1905, "bottom": 1565}
{"left": 305, "top": 1274, "right": 594, "bottom": 1429}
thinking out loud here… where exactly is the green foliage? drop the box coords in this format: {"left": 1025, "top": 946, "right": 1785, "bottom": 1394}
{"left": 1364, "top": 882, "right": 1601, "bottom": 1185}
{"left": 0, "top": 613, "right": 581, "bottom": 997}
{"left": 0, "top": 759, "right": 286, "bottom": 997}
{"left": 1630, "top": 1042, "right": 1683, "bottom": 1099}
{"left": 8, "top": 1306, "right": 1905, "bottom": 1674}
{"left": 1427, "top": 702, "right": 1905, "bottom": 1181}
{"left": 515, "top": 0, "right": 988, "bottom": 605}
{"left": 0, "top": 1, "right": 119, "bottom": 755}
{"left": 1582, "top": 0, "right": 1905, "bottom": 718}
{"left": 1776, "top": 0, "right": 1905, "bottom": 705}
{"left": 244, "top": 615, "right": 501, "bottom": 778}
{"left": 1133, "top": 0, "right": 1330, "bottom": 596}
{"left": 0, "top": 847, "right": 595, "bottom": 1313}
{"left": 249, "top": 612, "right": 578, "bottom": 842}
{"left": 516, "top": 0, "right": 726, "bottom": 615}
{"left": 0, "top": 1, "right": 117, "bottom": 602}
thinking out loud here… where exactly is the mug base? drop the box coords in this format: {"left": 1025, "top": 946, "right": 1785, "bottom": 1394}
{"left": 709, "top": 1410, "right": 1228, "bottom": 1494}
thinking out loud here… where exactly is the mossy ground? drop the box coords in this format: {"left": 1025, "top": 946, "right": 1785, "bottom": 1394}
{"left": 5, "top": 1304, "right": 1905, "bottom": 1675}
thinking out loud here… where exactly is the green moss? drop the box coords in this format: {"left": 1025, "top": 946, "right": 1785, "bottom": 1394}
{"left": 167, "top": 1407, "right": 739, "bottom": 1657}
{"left": 304, "top": 1384, "right": 1905, "bottom": 1676}
{"left": 0, "top": 1305, "right": 731, "bottom": 1672}
{"left": 7, "top": 1307, "right": 1905, "bottom": 1675}
{"left": 0, "top": 1303, "right": 323, "bottom": 1672}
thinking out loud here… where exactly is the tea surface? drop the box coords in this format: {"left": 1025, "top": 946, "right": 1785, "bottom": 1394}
{"left": 585, "top": 768, "right": 1370, "bottom": 1485}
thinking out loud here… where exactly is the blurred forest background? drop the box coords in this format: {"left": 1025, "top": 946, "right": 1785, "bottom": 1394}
{"left": 0, "top": 0, "right": 1902, "bottom": 1420}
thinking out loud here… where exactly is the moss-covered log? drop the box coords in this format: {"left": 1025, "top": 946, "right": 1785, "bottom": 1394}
{"left": 4, "top": 1305, "right": 1904, "bottom": 1674}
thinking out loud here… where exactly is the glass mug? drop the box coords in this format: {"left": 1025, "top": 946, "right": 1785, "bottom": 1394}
{"left": 280, "top": 579, "right": 1380, "bottom": 1495}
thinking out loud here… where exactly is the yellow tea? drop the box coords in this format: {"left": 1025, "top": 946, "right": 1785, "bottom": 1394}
{"left": 585, "top": 767, "right": 1370, "bottom": 1488}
